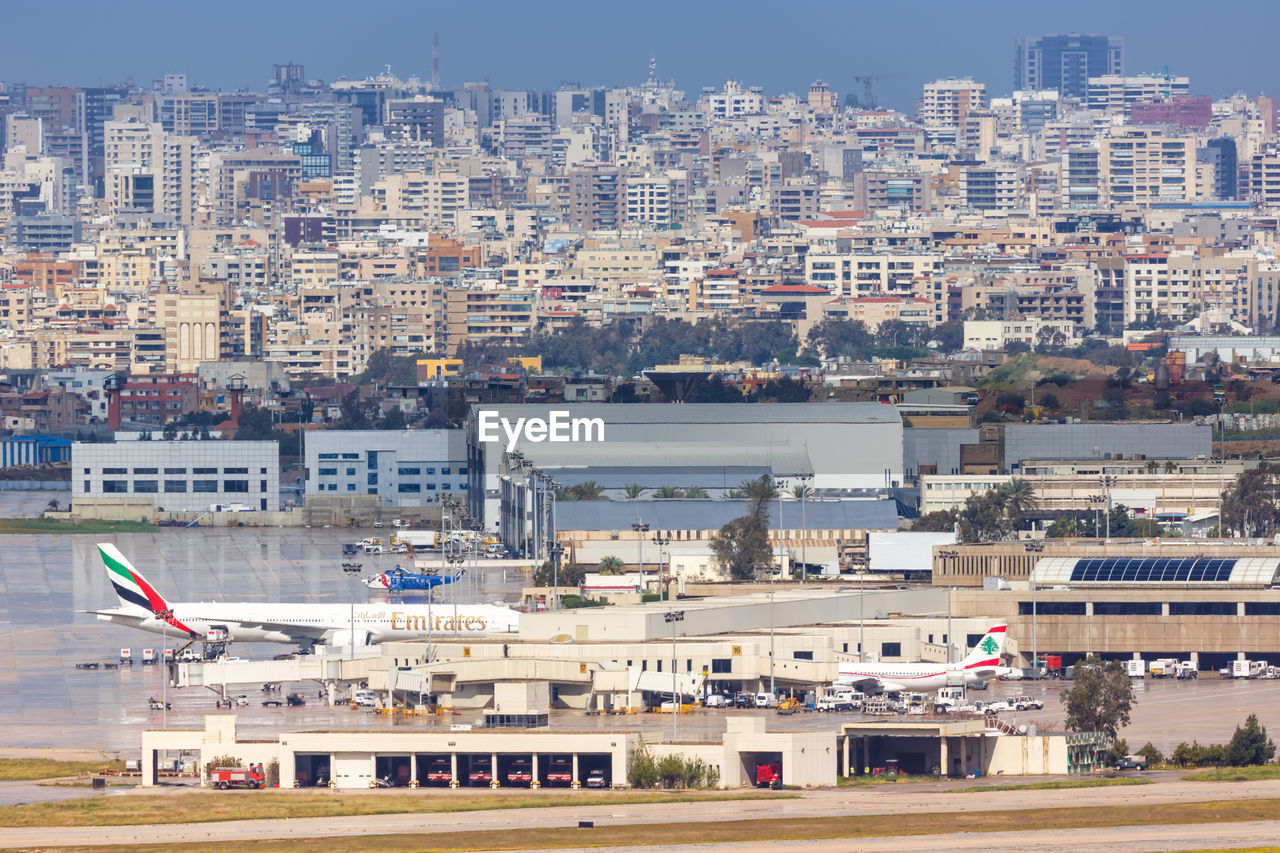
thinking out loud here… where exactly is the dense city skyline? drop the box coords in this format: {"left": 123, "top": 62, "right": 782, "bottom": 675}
{"left": 3, "top": 0, "right": 1279, "bottom": 108}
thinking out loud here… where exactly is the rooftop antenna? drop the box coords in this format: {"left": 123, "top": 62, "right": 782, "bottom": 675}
{"left": 648, "top": 53, "right": 657, "bottom": 85}
{"left": 432, "top": 31, "right": 441, "bottom": 89}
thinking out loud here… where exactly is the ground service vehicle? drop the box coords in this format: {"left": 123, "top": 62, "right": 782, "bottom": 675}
{"left": 1126, "top": 660, "right": 1146, "bottom": 678}
{"left": 1012, "top": 696, "right": 1044, "bottom": 710}
{"left": 354, "top": 690, "right": 376, "bottom": 707}
{"left": 1114, "top": 754, "right": 1148, "bottom": 772}
{"left": 1176, "top": 661, "right": 1198, "bottom": 679}
{"left": 210, "top": 765, "right": 265, "bottom": 789}
{"left": 1148, "top": 658, "right": 1178, "bottom": 678}
{"left": 506, "top": 760, "right": 533, "bottom": 786}
{"left": 426, "top": 761, "right": 452, "bottom": 784}
{"left": 776, "top": 697, "right": 801, "bottom": 714}
{"left": 546, "top": 760, "right": 572, "bottom": 785}
{"left": 755, "top": 762, "right": 783, "bottom": 789}
{"left": 1232, "top": 660, "right": 1266, "bottom": 679}
{"left": 585, "top": 768, "right": 607, "bottom": 788}
{"left": 469, "top": 759, "right": 493, "bottom": 785}
{"left": 1035, "top": 655, "right": 1063, "bottom": 677}
{"left": 286, "top": 693, "right": 306, "bottom": 706}
{"left": 755, "top": 692, "right": 778, "bottom": 708}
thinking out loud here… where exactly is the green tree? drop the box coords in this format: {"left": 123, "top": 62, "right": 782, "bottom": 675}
{"left": 162, "top": 421, "right": 178, "bottom": 441}
{"left": 912, "top": 509, "right": 958, "bottom": 532}
{"left": 1227, "top": 714, "right": 1276, "bottom": 766}
{"left": 756, "top": 378, "right": 812, "bottom": 403}
{"left": 958, "top": 490, "right": 1014, "bottom": 543}
{"left": 598, "top": 555, "right": 625, "bottom": 575}
{"left": 1105, "top": 737, "right": 1130, "bottom": 765}
{"left": 709, "top": 475, "right": 778, "bottom": 581}
{"left": 531, "top": 560, "right": 586, "bottom": 588}
{"left": 654, "top": 485, "right": 684, "bottom": 499}
{"left": 1221, "top": 463, "right": 1280, "bottom": 538}
{"left": 789, "top": 483, "right": 814, "bottom": 500}
{"left": 378, "top": 407, "right": 408, "bottom": 430}
{"left": 623, "top": 483, "right": 648, "bottom": 499}
{"left": 683, "top": 485, "right": 709, "bottom": 499}
{"left": 999, "top": 478, "right": 1037, "bottom": 521}
{"left": 1061, "top": 656, "right": 1135, "bottom": 739}
{"left": 1136, "top": 741, "right": 1164, "bottom": 766}
{"left": 568, "top": 481, "right": 607, "bottom": 501}
{"left": 233, "top": 404, "right": 277, "bottom": 440}
{"left": 803, "top": 318, "right": 874, "bottom": 361}
{"left": 1038, "top": 392, "right": 1060, "bottom": 410}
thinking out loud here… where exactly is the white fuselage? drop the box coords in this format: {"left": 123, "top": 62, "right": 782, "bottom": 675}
{"left": 93, "top": 601, "right": 520, "bottom": 645}
{"left": 836, "top": 662, "right": 995, "bottom": 694}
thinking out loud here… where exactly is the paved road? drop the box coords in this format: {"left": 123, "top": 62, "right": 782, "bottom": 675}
{"left": 6, "top": 777, "right": 1280, "bottom": 849}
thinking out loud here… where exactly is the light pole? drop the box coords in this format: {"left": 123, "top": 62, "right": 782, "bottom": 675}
{"left": 852, "top": 558, "right": 869, "bottom": 662}
{"left": 548, "top": 542, "right": 565, "bottom": 609}
{"left": 652, "top": 533, "right": 671, "bottom": 602}
{"left": 444, "top": 547, "right": 465, "bottom": 635}
{"left": 665, "top": 609, "right": 685, "bottom": 741}
{"left": 157, "top": 607, "right": 173, "bottom": 727}
{"left": 1025, "top": 541, "right": 1044, "bottom": 676}
{"left": 1088, "top": 494, "right": 1105, "bottom": 538}
{"left": 1099, "top": 475, "right": 1117, "bottom": 539}
{"left": 796, "top": 474, "right": 813, "bottom": 582}
{"left": 937, "top": 549, "right": 957, "bottom": 664}
{"left": 631, "top": 517, "right": 650, "bottom": 596}
{"left": 342, "top": 562, "right": 362, "bottom": 662}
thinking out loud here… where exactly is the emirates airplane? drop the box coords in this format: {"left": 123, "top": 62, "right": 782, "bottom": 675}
{"left": 84, "top": 543, "right": 520, "bottom": 650}
{"left": 836, "top": 624, "right": 1007, "bottom": 693}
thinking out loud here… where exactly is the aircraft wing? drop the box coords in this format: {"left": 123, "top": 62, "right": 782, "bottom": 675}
{"left": 228, "top": 618, "right": 327, "bottom": 643}
{"left": 835, "top": 673, "right": 883, "bottom": 691}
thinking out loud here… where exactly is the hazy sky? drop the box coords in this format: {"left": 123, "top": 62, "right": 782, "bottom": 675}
{"left": 3, "top": 0, "right": 1278, "bottom": 110}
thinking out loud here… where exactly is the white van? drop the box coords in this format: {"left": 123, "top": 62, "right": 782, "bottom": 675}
{"left": 354, "top": 689, "right": 377, "bottom": 707}
{"left": 755, "top": 692, "right": 778, "bottom": 708}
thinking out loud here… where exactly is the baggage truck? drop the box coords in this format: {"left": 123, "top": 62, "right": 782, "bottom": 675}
{"left": 1126, "top": 659, "right": 1145, "bottom": 678}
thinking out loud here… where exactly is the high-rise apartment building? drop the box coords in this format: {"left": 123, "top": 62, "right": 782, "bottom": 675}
{"left": 103, "top": 119, "right": 196, "bottom": 224}
{"left": 1100, "top": 127, "right": 1194, "bottom": 206}
{"left": 1087, "top": 75, "right": 1191, "bottom": 114}
{"left": 918, "top": 79, "right": 987, "bottom": 130}
{"left": 1015, "top": 34, "right": 1123, "bottom": 99}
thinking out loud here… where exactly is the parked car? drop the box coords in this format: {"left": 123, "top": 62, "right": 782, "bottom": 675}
{"left": 585, "top": 768, "right": 607, "bottom": 788}
{"left": 732, "top": 692, "right": 754, "bottom": 708}
{"left": 1114, "top": 754, "right": 1148, "bottom": 772}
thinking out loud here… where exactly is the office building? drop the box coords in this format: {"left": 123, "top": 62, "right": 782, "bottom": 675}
{"left": 304, "top": 429, "right": 467, "bottom": 505}
{"left": 1015, "top": 34, "right": 1123, "bottom": 99}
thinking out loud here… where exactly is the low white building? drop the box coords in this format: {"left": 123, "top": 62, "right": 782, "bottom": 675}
{"left": 73, "top": 437, "right": 280, "bottom": 512}
{"left": 963, "top": 318, "right": 1080, "bottom": 351}
{"left": 305, "top": 429, "right": 467, "bottom": 506}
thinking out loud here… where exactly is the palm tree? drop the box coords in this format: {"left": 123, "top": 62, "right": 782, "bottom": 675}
{"left": 683, "top": 485, "right": 709, "bottom": 499}
{"left": 654, "top": 485, "right": 684, "bottom": 500}
{"left": 790, "top": 483, "right": 814, "bottom": 500}
{"left": 1163, "top": 460, "right": 1178, "bottom": 474}
{"left": 1144, "top": 459, "right": 1158, "bottom": 474}
{"left": 598, "top": 555, "right": 625, "bottom": 575}
{"left": 741, "top": 476, "right": 779, "bottom": 503}
{"left": 570, "top": 481, "right": 607, "bottom": 501}
{"left": 623, "top": 483, "right": 648, "bottom": 500}
{"left": 999, "top": 478, "right": 1037, "bottom": 520}
{"left": 726, "top": 487, "right": 748, "bottom": 499}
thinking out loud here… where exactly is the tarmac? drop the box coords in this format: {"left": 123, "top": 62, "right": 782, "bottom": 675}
{"left": 3, "top": 776, "right": 1280, "bottom": 849}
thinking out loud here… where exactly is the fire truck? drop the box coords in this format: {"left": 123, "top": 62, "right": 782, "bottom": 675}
{"left": 209, "top": 765, "right": 266, "bottom": 789}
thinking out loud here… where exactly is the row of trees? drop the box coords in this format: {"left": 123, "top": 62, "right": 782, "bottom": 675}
{"left": 626, "top": 746, "right": 720, "bottom": 789}
{"left": 1109, "top": 715, "right": 1275, "bottom": 768}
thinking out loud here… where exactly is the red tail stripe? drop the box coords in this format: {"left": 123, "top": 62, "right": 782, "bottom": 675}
{"left": 965, "top": 658, "right": 999, "bottom": 669}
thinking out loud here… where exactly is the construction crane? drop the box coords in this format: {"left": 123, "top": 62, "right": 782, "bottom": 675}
{"left": 852, "top": 73, "right": 904, "bottom": 110}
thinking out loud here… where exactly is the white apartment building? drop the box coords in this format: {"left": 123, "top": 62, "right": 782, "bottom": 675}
{"left": 1087, "top": 74, "right": 1191, "bottom": 114}
{"left": 73, "top": 438, "right": 280, "bottom": 512}
{"left": 103, "top": 119, "right": 196, "bottom": 224}
{"left": 805, "top": 252, "right": 942, "bottom": 300}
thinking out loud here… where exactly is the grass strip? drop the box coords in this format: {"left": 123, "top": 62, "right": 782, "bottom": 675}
{"left": 947, "top": 777, "right": 1152, "bottom": 793}
{"left": 1184, "top": 765, "right": 1280, "bottom": 782}
{"left": 0, "top": 760, "right": 124, "bottom": 782}
{"left": 10, "top": 796, "right": 1280, "bottom": 853}
{"left": 0, "top": 518, "right": 155, "bottom": 534}
{"left": 0, "top": 790, "right": 767, "bottom": 828}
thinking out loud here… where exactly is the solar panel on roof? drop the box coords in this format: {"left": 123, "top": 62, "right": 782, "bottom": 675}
{"left": 1068, "top": 557, "right": 1244, "bottom": 584}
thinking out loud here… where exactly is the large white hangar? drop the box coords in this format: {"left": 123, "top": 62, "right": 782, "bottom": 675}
{"left": 465, "top": 402, "right": 904, "bottom": 541}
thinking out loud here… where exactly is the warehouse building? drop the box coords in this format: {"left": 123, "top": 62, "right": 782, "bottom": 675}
{"left": 467, "top": 402, "right": 905, "bottom": 549}
{"left": 72, "top": 437, "right": 279, "bottom": 513}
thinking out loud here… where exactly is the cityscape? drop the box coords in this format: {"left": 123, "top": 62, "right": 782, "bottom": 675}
{"left": 4, "top": 8, "right": 1280, "bottom": 851}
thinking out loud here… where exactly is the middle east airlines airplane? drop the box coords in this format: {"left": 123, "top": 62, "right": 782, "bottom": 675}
{"left": 83, "top": 543, "right": 520, "bottom": 650}
{"left": 835, "top": 624, "right": 1007, "bottom": 693}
